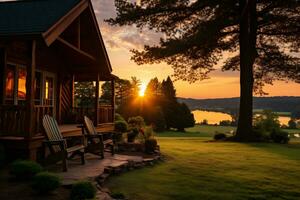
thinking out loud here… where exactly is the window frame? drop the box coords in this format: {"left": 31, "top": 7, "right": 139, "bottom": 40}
{"left": 5, "top": 62, "right": 27, "bottom": 105}
{"left": 4, "top": 63, "right": 57, "bottom": 108}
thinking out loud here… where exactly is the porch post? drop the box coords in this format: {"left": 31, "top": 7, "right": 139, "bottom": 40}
{"left": 71, "top": 74, "right": 75, "bottom": 108}
{"left": 0, "top": 48, "right": 6, "bottom": 104}
{"left": 111, "top": 79, "right": 115, "bottom": 123}
{"left": 94, "top": 73, "right": 100, "bottom": 126}
{"left": 25, "top": 40, "right": 36, "bottom": 137}
{"left": 56, "top": 74, "right": 63, "bottom": 124}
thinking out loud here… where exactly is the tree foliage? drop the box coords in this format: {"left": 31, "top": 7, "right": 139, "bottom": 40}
{"left": 74, "top": 82, "right": 95, "bottom": 107}
{"left": 107, "top": 0, "right": 300, "bottom": 89}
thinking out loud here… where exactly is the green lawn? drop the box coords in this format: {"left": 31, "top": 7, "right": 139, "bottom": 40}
{"left": 107, "top": 125, "right": 300, "bottom": 200}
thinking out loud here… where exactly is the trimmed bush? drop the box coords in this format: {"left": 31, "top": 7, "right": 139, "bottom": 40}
{"left": 111, "top": 192, "right": 126, "bottom": 199}
{"left": 145, "top": 138, "right": 158, "bottom": 153}
{"left": 115, "top": 120, "right": 128, "bottom": 133}
{"left": 70, "top": 181, "right": 97, "bottom": 200}
{"left": 128, "top": 116, "right": 145, "bottom": 129}
{"left": 271, "top": 130, "right": 290, "bottom": 144}
{"left": 115, "top": 113, "right": 125, "bottom": 122}
{"left": 32, "top": 172, "right": 61, "bottom": 194}
{"left": 10, "top": 160, "right": 43, "bottom": 180}
{"left": 214, "top": 133, "right": 227, "bottom": 140}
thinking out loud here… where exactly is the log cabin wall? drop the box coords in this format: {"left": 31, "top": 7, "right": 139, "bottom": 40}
{"left": 0, "top": 40, "right": 31, "bottom": 137}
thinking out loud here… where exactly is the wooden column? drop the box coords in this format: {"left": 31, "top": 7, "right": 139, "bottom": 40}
{"left": 94, "top": 74, "right": 100, "bottom": 126}
{"left": 56, "top": 74, "right": 63, "bottom": 124}
{"left": 0, "top": 48, "right": 6, "bottom": 104}
{"left": 25, "top": 40, "right": 36, "bottom": 137}
{"left": 111, "top": 79, "right": 115, "bottom": 123}
{"left": 77, "top": 17, "right": 81, "bottom": 49}
{"left": 71, "top": 74, "right": 75, "bottom": 108}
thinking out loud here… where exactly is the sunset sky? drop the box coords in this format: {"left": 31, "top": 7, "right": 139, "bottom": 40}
{"left": 92, "top": 0, "right": 300, "bottom": 99}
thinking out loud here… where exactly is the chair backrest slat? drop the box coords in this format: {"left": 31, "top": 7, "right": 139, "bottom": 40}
{"left": 84, "top": 116, "right": 97, "bottom": 135}
{"left": 42, "top": 115, "right": 63, "bottom": 152}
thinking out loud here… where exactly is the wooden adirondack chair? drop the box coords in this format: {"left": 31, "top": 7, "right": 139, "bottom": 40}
{"left": 42, "top": 115, "right": 85, "bottom": 172}
{"left": 83, "top": 116, "right": 115, "bottom": 158}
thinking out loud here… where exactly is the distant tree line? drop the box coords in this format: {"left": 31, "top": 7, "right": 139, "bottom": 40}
{"left": 102, "top": 76, "right": 195, "bottom": 132}
{"left": 179, "top": 97, "right": 300, "bottom": 119}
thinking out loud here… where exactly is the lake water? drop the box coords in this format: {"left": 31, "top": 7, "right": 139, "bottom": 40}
{"left": 192, "top": 110, "right": 291, "bottom": 125}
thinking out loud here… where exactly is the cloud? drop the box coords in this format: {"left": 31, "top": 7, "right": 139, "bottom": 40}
{"left": 91, "top": 0, "right": 162, "bottom": 51}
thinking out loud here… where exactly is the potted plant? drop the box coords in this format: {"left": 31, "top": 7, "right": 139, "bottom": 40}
{"left": 127, "top": 128, "right": 139, "bottom": 143}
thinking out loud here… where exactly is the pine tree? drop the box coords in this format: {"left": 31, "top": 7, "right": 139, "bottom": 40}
{"left": 161, "top": 76, "right": 177, "bottom": 129}
{"left": 107, "top": 0, "right": 300, "bottom": 141}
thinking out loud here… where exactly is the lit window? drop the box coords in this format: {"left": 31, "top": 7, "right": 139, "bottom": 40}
{"left": 5, "top": 65, "right": 15, "bottom": 99}
{"left": 18, "top": 67, "right": 27, "bottom": 100}
{"left": 44, "top": 76, "right": 54, "bottom": 105}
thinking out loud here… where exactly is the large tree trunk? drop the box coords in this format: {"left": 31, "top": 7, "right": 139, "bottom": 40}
{"left": 235, "top": 0, "right": 257, "bottom": 141}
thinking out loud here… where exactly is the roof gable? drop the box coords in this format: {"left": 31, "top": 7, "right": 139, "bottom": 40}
{"left": 0, "top": 0, "right": 81, "bottom": 36}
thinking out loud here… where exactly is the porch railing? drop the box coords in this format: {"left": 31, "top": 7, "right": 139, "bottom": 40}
{"left": 71, "top": 105, "right": 114, "bottom": 124}
{"left": 98, "top": 105, "right": 114, "bottom": 124}
{"left": 0, "top": 105, "right": 27, "bottom": 136}
{"left": 34, "top": 105, "right": 54, "bottom": 134}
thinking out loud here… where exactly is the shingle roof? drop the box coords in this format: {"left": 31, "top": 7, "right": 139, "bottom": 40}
{"left": 0, "top": 0, "right": 81, "bottom": 36}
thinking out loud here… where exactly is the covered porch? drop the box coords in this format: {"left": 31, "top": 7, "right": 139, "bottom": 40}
{"left": 0, "top": 0, "right": 116, "bottom": 160}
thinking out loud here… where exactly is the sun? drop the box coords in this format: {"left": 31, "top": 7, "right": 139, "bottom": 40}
{"left": 139, "top": 83, "right": 147, "bottom": 97}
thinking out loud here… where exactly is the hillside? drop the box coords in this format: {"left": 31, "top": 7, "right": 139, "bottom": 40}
{"left": 178, "top": 96, "right": 300, "bottom": 116}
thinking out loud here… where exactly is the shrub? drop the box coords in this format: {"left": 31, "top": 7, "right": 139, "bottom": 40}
{"left": 32, "top": 172, "right": 61, "bottom": 194}
{"left": 115, "top": 113, "right": 125, "bottom": 122}
{"left": 145, "top": 138, "right": 158, "bottom": 153}
{"left": 253, "top": 110, "right": 282, "bottom": 141}
{"left": 10, "top": 160, "right": 43, "bottom": 180}
{"left": 111, "top": 192, "right": 126, "bottom": 199}
{"left": 271, "top": 130, "right": 290, "bottom": 144}
{"left": 219, "top": 120, "right": 232, "bottom": 126}
{"left": 201, "top": 119, "right": 208, "bottom": 125}
{"left": 70, "top": 181, "right": 97, "bottom": 200}
{"left": 115, "top": 120, "right": 128, "bottom": 133}
{"left": 128, "top": 116, "right": 145, "bottom": 130}
{"left": 252, "top": 128, "right": 270, "bottom": 141}
{"left": 127, "top": 128, "right": 139, "bottom": 143}
{"left": 281, "top": 124, "right": 289, "bottom": 129}
{"left": 288, "top": 119, "right": 297, "bottom": 129}
{"left": 253, "top": 110, "right": 280, "bottom": 134}
{"left": 214, "top": 132, "right": 227, "bottom": 140}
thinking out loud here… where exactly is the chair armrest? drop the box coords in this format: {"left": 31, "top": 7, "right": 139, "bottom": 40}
{"left": 97, "top": 132, "right": 114, "bottom": 137}
{"left": 86, "top": 134, "right": 103, "bottom": 139}
{"left": 43, "top": 139, "right": 67, "bottom": 149}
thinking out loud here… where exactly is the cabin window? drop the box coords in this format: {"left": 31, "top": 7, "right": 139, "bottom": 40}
{"left": 5, "top": 64, "right": 27, "bottom": 105}
{"left": 44, "top": 75, "right": 54, "bottom": 106}
{"left": 5, "top": 65, "right": 15, "bottom": 101}
{"left": 17, "top": 67, "right": 27, "bottom": 101}
{"left": 4, "top": 64, "right": 55, "bottom": 106}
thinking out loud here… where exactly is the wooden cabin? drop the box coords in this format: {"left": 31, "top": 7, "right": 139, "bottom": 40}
{"left": 0, "top": 0, "right": 115, "bottom": 161}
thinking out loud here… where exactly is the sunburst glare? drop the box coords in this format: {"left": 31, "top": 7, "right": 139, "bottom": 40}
{"left": 139, "top": 83, "right": 147, "bottom": 97}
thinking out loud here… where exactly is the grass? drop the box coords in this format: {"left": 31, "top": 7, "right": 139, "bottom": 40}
{"left": 107, "top": 125, "right": 300, "bottom": 200}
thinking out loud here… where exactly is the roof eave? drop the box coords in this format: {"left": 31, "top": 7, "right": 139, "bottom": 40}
{"left": 42, "top": 0, "right": 88, "bottom": 46}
